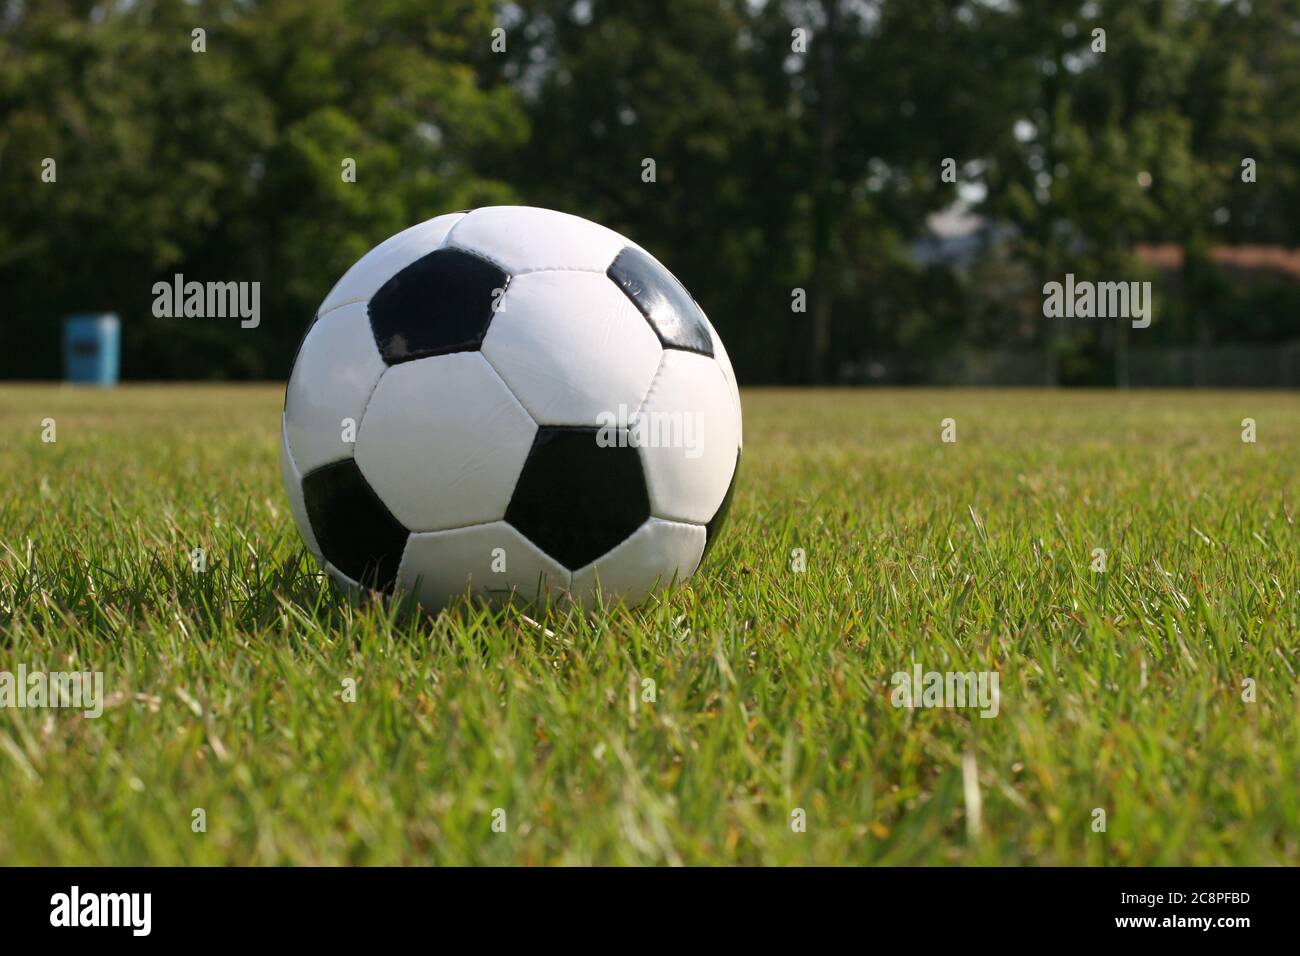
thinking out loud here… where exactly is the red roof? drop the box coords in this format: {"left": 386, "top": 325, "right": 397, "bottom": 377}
{"left": 1136, "top": 244, "right": 1300, "bottom": 281}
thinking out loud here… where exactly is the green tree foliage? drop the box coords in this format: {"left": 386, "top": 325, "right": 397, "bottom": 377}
{"left": 980, "top": 0, "right": 1300, "bottom": 383}
{"left": 2, "top": 0, "right": 1298, "bottom": 383}
{"left": 482, "top": 0, "right": 1025, "bottom": 382}
{"left": 0, "top": 0, "right": 526, "bottom": 378}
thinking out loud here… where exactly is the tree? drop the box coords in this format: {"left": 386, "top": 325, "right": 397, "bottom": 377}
{"left": 0, "top": 0, "right": 526, "bottom": 379}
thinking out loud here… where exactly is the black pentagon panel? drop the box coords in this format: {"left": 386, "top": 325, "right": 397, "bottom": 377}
{"left": 505, "top": 427, "right": 650, "bottom": 571}
{"left": 607, "top": 246, "right": 713, "bottom": 356}
{"left": 301, "top": 459, "right": 408, "bottom": 591}
{"left": 699, "top": 450, "right": 740, "bottom": 566}
{"left": 368, "top": 248, "right": 507, "bottom": 364}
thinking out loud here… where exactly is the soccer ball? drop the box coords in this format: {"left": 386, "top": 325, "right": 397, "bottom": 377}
{"left": 280, "top": 206, "right": 741, "bottom": 609}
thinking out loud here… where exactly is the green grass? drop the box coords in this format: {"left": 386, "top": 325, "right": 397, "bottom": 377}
{"left": 1, "top": 384, "right": 1297, "bottom": 865}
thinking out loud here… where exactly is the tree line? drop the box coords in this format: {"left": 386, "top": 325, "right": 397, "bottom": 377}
{"left": 2, "top": 0, "right": 1298, "bottom": 384}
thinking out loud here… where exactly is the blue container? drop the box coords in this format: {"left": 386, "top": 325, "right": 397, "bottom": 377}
{"left": 63, "top": 314, "right": 121, "bottom": 386}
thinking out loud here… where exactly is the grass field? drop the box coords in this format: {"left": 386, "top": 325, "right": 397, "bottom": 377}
{"left": 1, "top": 384, "right": 1297, "bottom": 865}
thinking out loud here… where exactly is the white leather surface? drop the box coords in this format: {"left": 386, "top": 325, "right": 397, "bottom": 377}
{"left": 445, "top": 206, "right": 626, "bottom": 275}
{"left": 283, "top": 301, "right": 387, "bottom": 474}
{"left": 399, "top": 520, "right": 570, "bottom": 610}
{"left": 634, "top": 350, "right": 742, "bottom": 524}
{"left": 482, "top": 271, "right": 662, "bottom": 426}
{"left": 355, "top": 352, "right": 537, "bottom": 532}
{"left": 569, "top": 517, "right": 706, "bottom": 607}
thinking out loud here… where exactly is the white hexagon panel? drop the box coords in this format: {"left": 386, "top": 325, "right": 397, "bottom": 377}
{"left": 355, "top": 352, "right": 537, "bottom": 533}
{"left": 481, "top": 271, "right": 662, "bottom": 426}
{"left": 398, "top": 521, "right": 569, "bottom": 610}
{"left": 283, "top": 300, "right": 386, "bottom": 475}
{"left": 569, "top": 518, "right": 706, "bottom": 608}
{"left": 443, "top": 205, "right": 626, "bottom": 274}
{"left": 634, "top": 349, "right": 741, "bottom": 525}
